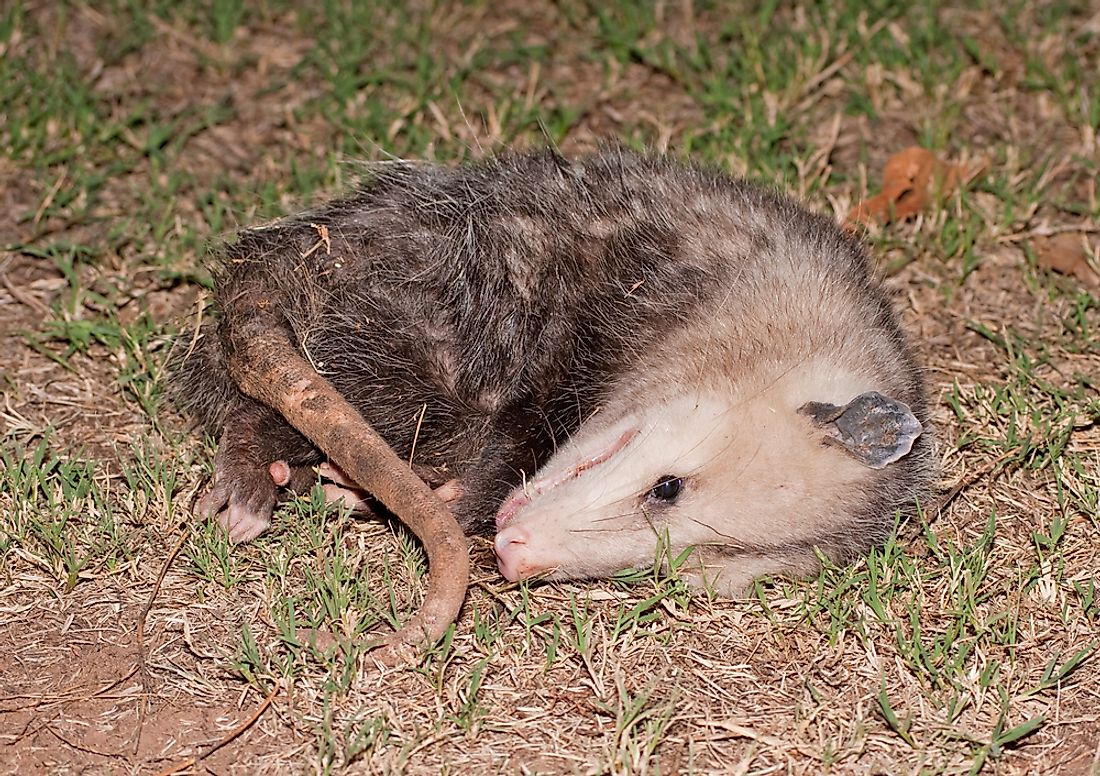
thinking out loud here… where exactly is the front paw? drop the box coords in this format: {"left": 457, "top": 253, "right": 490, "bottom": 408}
{"left": 315, "top": 462, "right": 462, "bottom": 515}
{"left": 197, "top": 453, "right": 279, "bottom": 543}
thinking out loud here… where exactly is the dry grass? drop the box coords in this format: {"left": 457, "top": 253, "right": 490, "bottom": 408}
{"left": 1, "top": 1, "right": 1098, "bottom": 773}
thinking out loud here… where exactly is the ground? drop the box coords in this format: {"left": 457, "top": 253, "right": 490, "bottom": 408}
{"left": 1, "top": 1, "right": 1098, "bottom": 774}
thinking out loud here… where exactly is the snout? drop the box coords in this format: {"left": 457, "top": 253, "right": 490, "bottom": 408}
{"left": 495, "top": 524, "right": 554, "bottom": 582}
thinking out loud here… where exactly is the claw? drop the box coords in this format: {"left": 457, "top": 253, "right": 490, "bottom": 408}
{"left": 223, "top": 499, "right": 273, "bottom": 542}
{"left": 196, "top": 488, "right": 229, "bottom": 519}
{"left": 317, "top": 461, "right": 357, "bottom": 488}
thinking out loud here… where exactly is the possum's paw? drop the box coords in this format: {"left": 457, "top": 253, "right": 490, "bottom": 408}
{"left": 316, "top": 462, "right": 463, "bottom": 513}
{"left": 197, "top": 454, "right": 281, "bottom": 542}
{"left": 315, "top": 462, "right": 372, "bottom": 512}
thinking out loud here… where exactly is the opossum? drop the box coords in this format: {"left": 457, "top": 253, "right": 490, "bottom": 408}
{"left": 171, "top": 149, "right": 932, "bottom": 638}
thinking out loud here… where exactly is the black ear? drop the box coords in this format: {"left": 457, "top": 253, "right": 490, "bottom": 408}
{"left": 799, "top": 391, "right": 923, "bottom": 469}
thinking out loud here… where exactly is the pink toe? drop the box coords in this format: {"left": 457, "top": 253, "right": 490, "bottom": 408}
{"left": 318, "top": 461, "right": 357, "bottom": 488}
{"left": 322, "top": 483, "right": 369, "bottom": 512}
{"left": 434, "top": 479, "right": 463, "bottom": 504}
{"left": 268, "top": 460, "right": 291, "bottom": 486}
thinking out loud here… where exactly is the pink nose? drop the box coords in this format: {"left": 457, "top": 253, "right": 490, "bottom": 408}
{"left": 495, "top": 524, "right": 540, "bottom": 582}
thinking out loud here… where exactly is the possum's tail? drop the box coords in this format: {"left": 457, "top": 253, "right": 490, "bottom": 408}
{"left": 222, "top": 311, "right": 469, "bottom": 664}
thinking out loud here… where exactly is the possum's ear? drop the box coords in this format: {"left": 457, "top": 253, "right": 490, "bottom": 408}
{"left": 798, "top": 391, "right": 922, "bottom": 469}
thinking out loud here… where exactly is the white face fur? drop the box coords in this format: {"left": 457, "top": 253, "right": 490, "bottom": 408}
{"left": 494, "top": 380, "right": 880, "bottom": 597}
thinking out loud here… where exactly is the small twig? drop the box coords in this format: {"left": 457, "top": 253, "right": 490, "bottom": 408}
{"left": 4, "top": 712, "right": 60, "bottom": 748}
{"left": 1, "top": 271, "right": 50, "bottom": 316}
{"left": 927, "top": 450, "right": 1016, "bottom": 523}
{"left": 408, "top": 402, "right": 428, "bottom": 467}
{"left": 0, "top": 664, "right": 139, "bottom": 711}
{"left": 152, "top": 681, "right": 280, "bottom": 776}
{"left": 997, "top": 223, "right": 1100, "bottom": 244}
{"left": 180, "top": 296, "right": 207, "bottom": 367}
{"left": 798, "top": 50, "right": 854, "bottom": 101}
{"left": 33, "top": 168, "right": 68, "bottom": 225}
{"left": 300, "top": 222, "right": 332, "bottom": 259}
{"left": 132, "top": 528, "right": 189, "bottom": 755}
{"left": 794, "top": 17, "right": 887, "bottom": 113}
{"left": 703, "top": 720, "right": 823, "bottom": 759}
{"left": 44, "top": 724, "right": 126, "bottom": 760}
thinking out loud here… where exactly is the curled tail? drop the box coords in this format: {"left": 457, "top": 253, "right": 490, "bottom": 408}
{"left": 222, "top": 309, "right": 469, "bottom": 664}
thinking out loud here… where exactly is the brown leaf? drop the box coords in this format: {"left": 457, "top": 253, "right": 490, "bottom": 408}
{"left": 1033, "top": 232, "right": 1100, "bottom": 288}
{"left": 846, "top": 146, "right": 977, "bottom": 229}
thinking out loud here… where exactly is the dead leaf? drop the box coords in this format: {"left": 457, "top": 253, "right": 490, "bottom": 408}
{"left": 1033, "top": 232, "right": 1100, "bottom": 287}
{"left": 846, "top": 146, "right": 981, "bottom": 229}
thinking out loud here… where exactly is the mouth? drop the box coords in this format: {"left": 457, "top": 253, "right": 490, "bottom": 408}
{"left": 494, "top": 427, "right": 639, "bottom": 530}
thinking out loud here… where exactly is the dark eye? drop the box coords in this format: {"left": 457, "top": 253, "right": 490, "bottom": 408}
{"left": 646, "top": 475, "right": 683, "bottom": 503}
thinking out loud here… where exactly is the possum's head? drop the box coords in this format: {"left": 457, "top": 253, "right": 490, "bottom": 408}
{"left": 494, "top": 381, "right": 924, "bottom": 596}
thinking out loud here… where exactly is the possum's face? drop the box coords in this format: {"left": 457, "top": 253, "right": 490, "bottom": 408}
{"left": 494, "top": 387, "right": 922, "bottom": 596}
